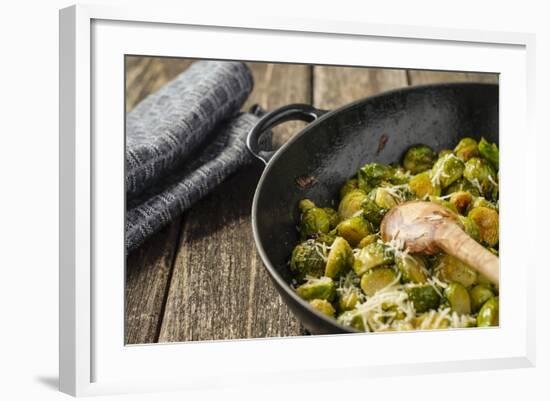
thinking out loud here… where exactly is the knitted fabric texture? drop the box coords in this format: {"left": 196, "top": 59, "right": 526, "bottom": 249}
{"left": 126, "top": 61, "right": 253, "bottom": 199}
{"left": 126, "top": 112, "right": 264, "bottom": 253}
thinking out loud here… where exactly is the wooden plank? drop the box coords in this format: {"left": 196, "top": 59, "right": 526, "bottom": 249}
{"left": 125, "top": 217, "right": 182, "bottom": 344}
{"left": 407, "top": 70, "right": 498, "bottom": 85}
{"left": 313, "top": 66, "right": 408, "bottom": 109}
{"left": 158, "top": 63, "right": 311, "bottom": 342}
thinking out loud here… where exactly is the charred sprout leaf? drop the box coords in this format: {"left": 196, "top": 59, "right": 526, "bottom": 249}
{"left": 406, "top": 285, "right": 441, "bottom": 313}
{"left": 477, "top": 297, "right": 499, "bottom": 327}
{"left": 444, "top": 282, "right": 471, "bottom": 315}
{"left": 409, "top": 171, "right": 441, "bottom": 198}
{"left": 454, "top": 137, "right": 479, "bottom": 161}
{"left": 296, "top": 277, "right": 335, "bottom": 301}
{"left": 325, "top": 237, "right": 354, "bottom": 279}
{"left": 360, "top": 267, "right": 398, "bottom": 296}
{"left": 402, "top": 144, "right": 437, "bottom": 174}
{"left": 353, "top": 242, "right": 394, "bottom": 276}
{"left": 338, "top": 189, "right": 368, "bottom": 220}
{"left": 335, "top": 216, "right": 372, "bottom": 247}
{"left": 309, "top": 299, "right": 336, "bottom": 317}
{"left": 468, "top": 206, "right": 499, "bottom": 247}
{"left": 290, "top": 240, "right": 327, "bottom": 282}
{"left": 469, "top": 284, "right": 495, "bottom": 313}
{"left": 478, "top": 137, "right": 499, "bottom": 170}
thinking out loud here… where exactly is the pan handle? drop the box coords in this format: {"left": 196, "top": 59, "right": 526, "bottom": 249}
{"left": 246, "top": 104, "right": 328, "bottom": 165}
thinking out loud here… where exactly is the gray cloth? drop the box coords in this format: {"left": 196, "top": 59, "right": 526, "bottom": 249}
{"left": 126, "top": 112, "right": 265, "bottom": 253}
{"left": 126, "top": 61, "right": 253, "bottom": 199}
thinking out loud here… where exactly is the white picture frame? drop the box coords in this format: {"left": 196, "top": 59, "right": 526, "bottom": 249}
{"left": 59, "top": 4, "right": 536, "bottom": 397}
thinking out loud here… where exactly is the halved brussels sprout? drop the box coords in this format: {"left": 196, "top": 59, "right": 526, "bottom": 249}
{"left": 374, "top": 187, "right": 399, "bottom": 209}
{"left": 335, "top": 216, "right": 372, "bottom": 247}
{"left": 299, "top": 207, "right": 330, "bottom": 240}
{"left": 409, "top": 171, "right": 441, "bottom": 198}
{"left": 357, "top": 234, "right": 378, "bottom": 249}
{"left": 477, "top": 297, "right": 499, "bottom": 327}
{"left": 296, "top": 277, "right": 335, "bottom": 301}
{"left": 396, "top": 254, "right": 428, "bottom": 284}
{"left": 431, "top": 153, "right": 465, "bottom": 188}
{"left": 309, "top": 299, "right": 336, "bottom": 317}
{"left": 325, "top": 237, "right": 354, "bottom": 278}
{"left": 454, "top": 137, "right": 479, "bottom": 161}
{"left": 360, "top": 267, "right": 398, "bottom": 296}
{"left": 434, "top": 254, "right": 477, "bottom": 288}
{"left": 478, "top": 137, "right": 499, "bottom": 170}
{"left": 444, "top": 282, "right": 471, "bottom": 315}
{"left": 353, "top": 242, "right": 394, "bottom": 276}
{"left": 402, "top": 144, "right": 437, "bottom": 174}
{"left": 469, "top": 284, "right": 495, "bottom": 313}
{"left": 290, "top": 240, "right": 327, "bottom": 282}
{"left": 468, "top": 206, "right": 499, "bottom": 247}
{"left": 340, "top": 178, "right": 359, "bottom": 199}
{"left": 338, "top": 189, "right": 368, "bottom": 220}
{"left": 449, "top": 191, "right": 473, "bottom": 214}
{"left": 458, "top": 215, "right": 481, "bottom": 242}
{"left": 405, "top": 285, "right": 441, "bottom": 313}
{"left": 463, "top": 157, "right": 497, "bottom": 199}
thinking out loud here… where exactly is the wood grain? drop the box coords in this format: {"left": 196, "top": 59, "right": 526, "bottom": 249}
{"left": 407, "top": 70, "right": 498, "bottom": 85}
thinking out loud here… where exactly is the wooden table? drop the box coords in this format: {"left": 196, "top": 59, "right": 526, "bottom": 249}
{"left": 125, "top": 56, "right": 497, "bottom": 344}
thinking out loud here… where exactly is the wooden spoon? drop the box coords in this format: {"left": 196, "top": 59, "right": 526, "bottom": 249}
{"left": 380, "top": 201, "right": 499, "bottom": 286}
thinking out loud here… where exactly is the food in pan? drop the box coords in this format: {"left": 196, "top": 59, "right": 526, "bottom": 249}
{"left": 289, "top": 137, "right": 499, "bottom": 332}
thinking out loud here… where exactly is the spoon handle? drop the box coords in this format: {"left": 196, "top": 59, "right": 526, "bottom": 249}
{"left": 436, "top": 223, "right": 499, "bottom": 286}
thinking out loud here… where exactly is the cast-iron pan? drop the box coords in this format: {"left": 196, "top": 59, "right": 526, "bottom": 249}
{"left": 246, "top": 83, "right": 499, "bottom": 335}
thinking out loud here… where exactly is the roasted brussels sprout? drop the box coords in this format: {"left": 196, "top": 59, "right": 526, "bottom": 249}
{"left": 477, "top": 297, "right": 499, "bottom": 327}
{"left": 335, "top": 216, "right": 372, "bottom": 247}
{"left": 357, "top": 234, "right": 378, "bottom": 249}
{"left": 478, "top": 137, "right": 499, "bottom": 170}
{"left": 463, "top": 157, "right": 497, "bottom": 199}
{"left": 431, "top": 153, "right": 465, "bottom": 188}
{"left": 338, "top": 189, "right": 368, "bottom": 220}
{"left": 444, "top": 282, "right": 471, "bottom": 315}
{"left": 444, "top": 178, "right": 481, "bottom": 197}
{"left": 361, "top": 195, "right": 387, "bottom": 225}
{"left": 309, "top": 299, "right": 336, "bottom": 317}
{"left": 468, "top": 206, "right": 499, "bottom": 247}
{"left": 409, "top": 171, "right": 441, "bottom": 198}
{"left": 428, "top": 196, "right": 458, "bottom": 214}
{"left": 434, "top": 254, "right": 477, "bottom": 288}
{"left": 340, "top": 178, "right": 359, "bottom": 199}
{"left": 299, "top": 198, "right": 316, "bottom": 213}
{"left": 406, "top": 285, "right": 441, "bottom": 313}
{"left": 299, "top": 207, "right": 330, "bottom": 240}
{"left": 360, "top": 267, "right": 398, "bottom": 296}
{"left": 290, "top": 240, "right": 327, "bottom": 282}
{"left": 470, "top": 196, "right": 498, "bottom": 211}
{"left": 357, "top": 163, "right": 395, "bottom": 192}
{"left": 396, "top": 254, "right": 428, "bottom": 284}
{"left": 353, "top": 242, "right": 394, "bottom": 276}
{"left": 458, "top": 215, "right": 481, "bottom": 242}
{"left": 402, "top": 144, "right": 437, "bottom": 174}
{"left": 323, "top": 207, "right": 340, "bottom": 229}
{"left": 469, "top": 284, "right": 495, "bottom": 313}
{"left": 454, "top": 137, "right": 479, "bottom": 161}
{"left": 337, "top": 286, "right": 363, "bottom": 312}
{"left": 296, "top": 277, "right": 335, "bottom": 301}
{"left": 449, "top": 191, "right": 473, "bottom": 214}
{"left": 374, "top": 187, "right": 399, "bottom": 209}
{"left": 325, "top": 237, "right": 354, "bottom": 278}
{"left": 337, "top": 309, "right": 367, "bottom": 331}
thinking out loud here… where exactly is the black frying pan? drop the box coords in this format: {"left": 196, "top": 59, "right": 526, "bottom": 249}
{"left": 246, "top": 83, "right": 499, "bottom": 334}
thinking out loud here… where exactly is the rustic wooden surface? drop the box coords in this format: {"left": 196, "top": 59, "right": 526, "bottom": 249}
{"left": 125, "top": 56, "right": 498, "bottom": 344}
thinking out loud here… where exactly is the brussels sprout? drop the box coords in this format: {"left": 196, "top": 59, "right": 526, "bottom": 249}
{"left": 409, "top": 171, "right": 441, "bottom": 198}
{"left": 335, "top": 216, "right": 372, "bottom": 247}
{"left": 357, "top": 234, "right": 378, "bottom": 249}
{"left": 454, "top": 137, "right": 480, "bottom": 161}
{"left": 337, "top": 309, "right": 367, "bottom": 331}
{"left": 477, "top": 297, "right": 499, "bottom": 327}
{"left": 337, "top": 286, "right": 363, "bottom": 312}
{"left": 463, "top": 157, "right": 498, "bottom": 199}
{"left": 340, "top": 178, "right": 359, "bottom": 199}
{"left": 357, "top": 163, "right": 395, "bottom": 192}
{"left": 468, "top": 206, "right": 499, "bottom": 247}
{"left": 469, "top": 284, "right": 495, "bottom": 313}
{"left": 314, "top": 232, "right": 336, "bottom": 246}
{"left": 360, "top": 267, "right": 398, "bottom": 296}
{"left": 434, "top": 254, "right": 477, "bottom": 287}
{"left": 325, "top": 237, "right": 354, "bottom": 278}
{"left": 323, "top": 207, "right": 340, "bottom": 229}
{"left": 396, "top": 254, "right": 428, "bottom": 284}
{"left": 413, "top": 311, "right": 451, "bottom": 330}
{"left": 458, "top": 215, "right": 481, "bottom": 242}
{"left": 478, "top": 137, "right": 499, "bottom": 170}
{"left": 449, "top": 191, "right": 473, "bottom": 214}
{"left": 373, "top": 187, "right": 399, "bottom": 209}
{"left": 290, "top": 240, "right": 327, "bottom": 282}
{"left": 392, "top": 167, "right": 412, "bottom": 185}
{"left": 444, "top": 178, "right": 481, "bottom": 197}
{"left": 438, "top": 149, "right": 453, "bottom": 158}
{"left": 470, "top": 196, "right": 498, "bottom": 212}
{"left": 296, "top": 277, "right": 335, "bottom": 301}
{"left": 444, "top": 282, "right": 471, "bottom": 315}
{"left": 431, "top": 153, "right": 465, "bottom": 188}
{"left": 402, "top": 144, "right": 437, "bottom": 174}
{"left": 338, "top": 189, "right": 368, "bottom": 220}
{"left": 406, "top": 285, "right": 441, "bottom": 313}
{"left": 309, "top": 299, "right": 336, "bottom": 317}
{"left": 361, "top": 195, "right": 387, "bottom": 225}
{"left": 300, "top": 207, "right": 330, "bottom": 240}
{"left": 353, "top": 242, "right": 394, "bottom": 276}
{"left": 299, "top": 199, "right": 316, "bottom": 213}
{"left": 428, "top": 196, "right": 459, "bottom": 214}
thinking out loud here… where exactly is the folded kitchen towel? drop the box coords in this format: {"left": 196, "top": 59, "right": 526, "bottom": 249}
{"left": 126, "top": 111, "right": 268, "bottom": 254}
{"left": 126, "top": 60, "right": 254, "bottom": 199}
